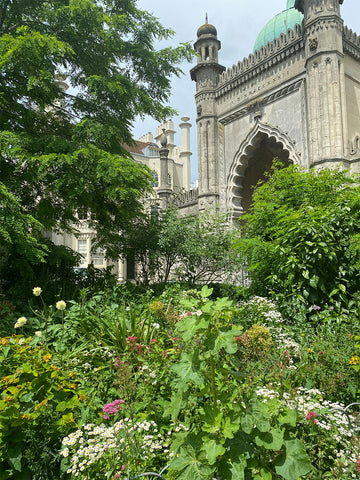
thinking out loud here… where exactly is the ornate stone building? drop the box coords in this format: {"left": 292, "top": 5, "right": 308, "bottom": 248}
{"left": 184, "top": 0, "right": 360, "bottom": 219}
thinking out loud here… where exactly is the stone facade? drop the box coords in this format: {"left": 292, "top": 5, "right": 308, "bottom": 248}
{"left": 186, "top": 0, "right": 360, "bottom": 219}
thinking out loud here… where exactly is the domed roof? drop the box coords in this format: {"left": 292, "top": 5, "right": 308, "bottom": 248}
{"left": 253, "top": 0, "right": 303, "bottom": 52}
{"left": 197, "top": 14, "right": 217, "bottom": 38}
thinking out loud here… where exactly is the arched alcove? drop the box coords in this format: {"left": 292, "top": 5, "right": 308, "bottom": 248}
{"left": 226, "top": 121, "right": 300, "bottom": 217}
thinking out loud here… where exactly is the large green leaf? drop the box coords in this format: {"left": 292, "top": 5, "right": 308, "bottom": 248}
{"left": 171, "top": 444, "right": 214, "bottom": 480}
{"left": 275, "top": 439, "right": 313, "bottom": 480}
{"left": 201, "top": 438, "right": 226, "bottom": 465}
{"left": 204, "top": 328, "right": 242, "bottom": 355}
{"left": 254, "top": 427, "right": 284, "bottom": 450}
{"left": 172, "top": 350, "right": 204, "bottom": 389}
{"left": 175, "top": 316, "right": 209, "bottom": 342}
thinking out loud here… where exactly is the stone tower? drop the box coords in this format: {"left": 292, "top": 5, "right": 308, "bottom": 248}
{"left": 178, "top": 0, "right": 360, "bottom": 220}
{"left": 190, "top": 16, "right": 225, "bottom": 210}
{"left": 295, "top": 0, "right": 347, "bottom": 167}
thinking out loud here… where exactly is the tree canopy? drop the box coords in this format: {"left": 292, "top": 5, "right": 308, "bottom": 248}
{"left": 237, "top": 163, "right": 360, "bottom": 315}
{"left": 0, "top": 0, "right": 193, "bottom": 299}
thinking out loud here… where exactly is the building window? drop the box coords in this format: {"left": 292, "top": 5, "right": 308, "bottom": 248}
{"left": 151, "top": 171, "right": 159, "bottom": 187}
{"left": 91, "top": 247, "right": 104, "bottom": 266}
{"left": 78, "top": 239, "right": 87, "bottom": 266}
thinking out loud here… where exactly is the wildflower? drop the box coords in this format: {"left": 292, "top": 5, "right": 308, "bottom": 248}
{"left": 18, "top": 338, "right": 26, "bottom": 345}
{"left": 32, "top": 287, "right": 42, "bottom": 296}
{"left": 186, "top": 311, "right": 193, "bottom": 316}
{"left": 312, "top": 305, "right": 321, "bottom": 311}
{"left": 42, "top": 354, "right": 52, "bottom": 363}
{"left": 102, "top": 399, "right": 124, "bottom": 419}
{"left": 153, "top": 323, "right": 160, "bottom": 329}
{"left": 330, "top": 306, "right": 334, "bottom": 311}
{"left": 150, "top": 339, "right": 157, "bottom": 344}
{"left": 356, "top": 459, "right": 360, "bottom": 473}
{"left": 14, "top": 317, "right": 27, "bottom": 328}
{"left": 56, "top": 300, "right": 66, "bottom": 310}
{"left": 306, "top": 411, "right": 318, "bottom": 424}
{"left": 35, "top": 331, "right": 42, "bottom": 337}
{"left": 349, "top": 356, "right": 359, "bottom": 365}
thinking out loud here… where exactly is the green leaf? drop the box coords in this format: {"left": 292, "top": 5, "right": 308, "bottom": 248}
{"left": 275, "top": 439, "right": 313, "bottom": 480}
{"left": 278, "top": 408, "right": 297, "bottom": 427}
{"left": 176, "top": 316, "right": 209, "bottom": 342}
{"left": 201, "top": 438, "right": 225, "bottom": 465}
{"left": 254, "top": 427, "right": 284, "bottom": 450}
{"left": 8, "top": 447, "right": 22, "bottom": 472}
{"left": 201, "top": 285, "right": 213, "bottom": 298}
{"left": 205, "top": 328, "right": 242, "bottom": 355}
{"left": 171, "top": 443, "right": 214, "bottom": 480}
{"left": 200, "top": 405, "right": 223, "bottom": 434}
{"left": 254, "top": 468, "right": 272, "bottom": 480}
{"left": 172, "top": 350, "right": 204, "bottom": 389}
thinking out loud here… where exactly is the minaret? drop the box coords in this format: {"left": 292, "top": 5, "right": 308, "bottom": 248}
{"left": 191, "top": 16, "right": 225, "bottom": 210}
{"left": 179, "top": 116, "right": 192, "bottom": 190}
{"left": 295, "top": 0, "right": 348, "bottom": 167}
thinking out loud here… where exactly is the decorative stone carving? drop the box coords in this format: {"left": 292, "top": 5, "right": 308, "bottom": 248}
{"left": 309, "top": 38, "right": 318, "bottom": 50}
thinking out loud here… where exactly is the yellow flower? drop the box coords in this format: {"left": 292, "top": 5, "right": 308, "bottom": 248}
{"left": 349, "top": 356, "right": 359, "bottom": 365}
{"left": 56, "top": 300, "right": 66, "bottom": 311}
{"left": 32, "top": 287, "right": 42, "bottom": 296}
{"left": 42, "top": 354, "right": 52, "bottom": 363}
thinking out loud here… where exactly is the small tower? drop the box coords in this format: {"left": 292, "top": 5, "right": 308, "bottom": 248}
{"left": 157, "top": 130, "right": 172, "bottom": 209}
{"left": 191, "top": 16, "right": 225, "bottom": 210}
{"left": 295, "top": 0, "right": 347, "bottom": 166}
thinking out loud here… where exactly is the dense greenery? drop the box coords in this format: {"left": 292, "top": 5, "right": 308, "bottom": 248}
{"left": 0, "top": 0, "right": 192, "bottom": 301}
{"left": 238, "top": 164, "right": 360, "bottom": 317}
{"left": 117, "top": 207, "right": 241, "bottom": 285}
{"left": 2, "top": 285, "right": 360, "bottom": 479}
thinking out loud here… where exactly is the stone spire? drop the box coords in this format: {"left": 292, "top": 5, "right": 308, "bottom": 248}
{"left": 157, "top": 129, "right": 172, "bottom": 209}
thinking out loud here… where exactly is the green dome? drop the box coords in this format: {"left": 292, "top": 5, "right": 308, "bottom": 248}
{"left": 253, "top": 1, "right": 303, "bottom": 52}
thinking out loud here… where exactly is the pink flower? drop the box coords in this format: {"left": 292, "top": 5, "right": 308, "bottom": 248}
{"left": 312, "top": 305, "right": 321, "bottom": 311}
{"left": 186, "top": 311, "right": 193, "bottom": 316}
{"left": 330, "top": 306, "right": 334, "bottom": 311}
{"left": 102, "top": 399, "right": 124, "bottom": 419}
{"left": 356, "top": 459, "right": 360, "bottom": 472}
{"left": 121, "top": 465, "right": 126, "bottom": 471}
{"left": 306, "top": 411, "right": 318, "bottom": 424}
{"left": 235, "top": 336, "right": 241, "bottom": 342}
{"left": 150, "top": 339, "right": 157, "bottom": 343}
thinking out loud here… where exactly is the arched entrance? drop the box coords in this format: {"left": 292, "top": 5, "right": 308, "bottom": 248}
{"left": 226, "top": 121, "right": 300, "bottom": 217}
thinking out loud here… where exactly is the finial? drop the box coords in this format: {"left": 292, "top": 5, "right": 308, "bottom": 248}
{"left": 160, "top": 128, "right": 168, "bottom": 147}
{"left": 205, "top": 13, "right": 208, "bottom": 24}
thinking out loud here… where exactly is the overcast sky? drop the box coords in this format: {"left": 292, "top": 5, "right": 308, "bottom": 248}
{"left": 132, "top": 0, "right": 360, "bottom": 181}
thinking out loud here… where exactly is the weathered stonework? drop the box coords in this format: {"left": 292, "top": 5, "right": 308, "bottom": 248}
{"left": 184, "top": 0, "right": 360, "bottom": 217}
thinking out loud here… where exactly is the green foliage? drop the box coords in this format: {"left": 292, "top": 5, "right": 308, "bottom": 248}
{"left": 0, "top": 0, "right": 193, "bottom": 300}
{"left": 165, "top": 287, "right": 312, "bottom": 480}
{"left": 237, "top": 164, "right": 360, "bottom": 315}
{"left": 0, "top": 336, "right": 85, "bottom": 479}
{"left": 119, "top": 207, "right": 242, "bottom": 285}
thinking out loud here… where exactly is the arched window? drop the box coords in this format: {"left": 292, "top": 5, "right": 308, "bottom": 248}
{"left": 151, "top": 171, "right": 159, "bottom": 187}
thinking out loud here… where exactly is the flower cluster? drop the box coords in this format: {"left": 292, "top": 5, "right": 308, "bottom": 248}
{"left": 61, "top": 418, "right": 188, "bottom": 478}
{"left": 102, "top": 399, "right": 124, "bottom": 420}
{"left": 256, "top": 386, "right": 360, "bottom": 477}
{"left": 56, "top": 300, "right": 66, "bottom": 311}
{"left": 14, "top": 317, "right": 27, "bottom": 329}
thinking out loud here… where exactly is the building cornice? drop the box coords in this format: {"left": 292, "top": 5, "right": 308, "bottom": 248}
{"left": 343, "top": 26, "right": 360, "bottom": 61}
{"left": 216, "top": 24, "right": 304, "bottom": 99}
{"left": 219, "top": 78, "right": 304, "bottom": 126}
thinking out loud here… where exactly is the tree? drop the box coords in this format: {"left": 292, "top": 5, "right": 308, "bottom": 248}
{"left": 0, "top": 0, "right": 192, "bottom": 299}
{"left": 119, "top": 206, "right": 241, "bottom": 285}
{"left": 237, "top": 163, "right": 360, "bottom": 315}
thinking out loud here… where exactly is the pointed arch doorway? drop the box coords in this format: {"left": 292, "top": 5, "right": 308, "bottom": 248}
{"left": 226, "top": 122, "right": 300, "bottom": 217}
